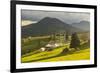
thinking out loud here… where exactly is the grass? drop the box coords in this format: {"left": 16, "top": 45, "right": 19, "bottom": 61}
{"left": 21, "top": 43, "right": 90, "bottom": 63}
{"left": 21, "top": 36, "right": 51, "bottom": 55}
{"left": 21, "top": 32, "right": 90, "bottom": 63}
{"left": 38, "top": 48, "right": 90, "bottom": 62}
{"left": 21, "top": 45, "right": 67, "bottom": 63}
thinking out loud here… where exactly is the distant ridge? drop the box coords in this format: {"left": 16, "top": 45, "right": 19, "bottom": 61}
{"left": 71, "top": 21, "right": 90, "bottom": 31}
{"left": 22, "top": 17, "right": 83, "bottom": 38}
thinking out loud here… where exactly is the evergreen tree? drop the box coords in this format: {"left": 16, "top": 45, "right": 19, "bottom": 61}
{"left": 65, "top": 33, "right": 68, "bottom": 41}
{"left": 70, "top": 32, "right": 80, "bottom": 50}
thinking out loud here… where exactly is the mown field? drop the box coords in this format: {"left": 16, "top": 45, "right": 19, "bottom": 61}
{"left": 21, "top": 32, "right": 90, "bottom": 63}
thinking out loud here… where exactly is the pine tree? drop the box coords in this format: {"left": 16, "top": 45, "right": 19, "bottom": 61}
{"left": 70, "top": 32, "right": 80, "bottom": 50}
{"left": 65, "top": 33, "right": 68, "bottom": 41}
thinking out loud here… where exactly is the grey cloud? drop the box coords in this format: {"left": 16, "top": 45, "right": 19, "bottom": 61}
{"left": 21, "top": 10, "right": 90, "bottom": 24}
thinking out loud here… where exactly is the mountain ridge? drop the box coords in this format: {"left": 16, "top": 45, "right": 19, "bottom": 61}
{"left": 71, "top": 21, "right": 90, "bottom": 31}
{"left": 22, "top": 17, "right": 84, "bottom": 38}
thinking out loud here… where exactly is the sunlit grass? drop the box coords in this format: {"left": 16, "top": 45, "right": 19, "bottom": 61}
{"left": 21, "top": 45, "right": 90, "bottom": 63}
{"left": 21, "top": 46, "right": 67, "bottom": 63}
{"left": 38, "top": 48, "right": 90, "bottom": 62}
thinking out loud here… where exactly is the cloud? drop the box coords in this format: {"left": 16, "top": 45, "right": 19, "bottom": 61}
{"left": 21, "top": 10, "right": 90, "bottom": 24}
{"left": 21, "top": 20, "right": 37, "bottom": 26}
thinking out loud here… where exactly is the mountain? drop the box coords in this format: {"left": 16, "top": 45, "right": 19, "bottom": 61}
{"left": 22, "top": 17, "right": 83, "bottom": 38}
{"left": 71, "top": 21, "right": 90, "bottom": 31}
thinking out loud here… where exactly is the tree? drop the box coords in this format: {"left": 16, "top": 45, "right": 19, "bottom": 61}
{"left": 70, "top": 32, "right": 80, "bottom": 50}
{"left": 65, "top": 33, "right": 68, "bottom": 42}
{"left": 52, "top": 33, "right": 56, "bottom": 43}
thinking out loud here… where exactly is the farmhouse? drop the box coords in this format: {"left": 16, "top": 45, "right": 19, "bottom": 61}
{"left": 40, "top": 42, "right": 62, "bottom": 51}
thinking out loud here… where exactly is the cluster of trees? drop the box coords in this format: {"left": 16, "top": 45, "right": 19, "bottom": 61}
{"left": 50, "top": 32, "right": 81, "bottom": 50}
{"left": 49, "top": 32, "right": 81, "bottom": 50}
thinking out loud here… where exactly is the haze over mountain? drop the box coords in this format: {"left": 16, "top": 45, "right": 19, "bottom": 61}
{"left": 22, "top": 17, "right": 84, "bottom": 38}
{"left": 71, "top": 21, "right": 90, "bottom": 31}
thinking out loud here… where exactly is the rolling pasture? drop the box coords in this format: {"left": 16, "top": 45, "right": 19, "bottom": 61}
{"left": 21, "top": 32, "right": 90, "bottom": 63}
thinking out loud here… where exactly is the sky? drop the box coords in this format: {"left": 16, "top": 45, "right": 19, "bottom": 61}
{"left": 21, "top": 10, "right": 90, "bottom": 26}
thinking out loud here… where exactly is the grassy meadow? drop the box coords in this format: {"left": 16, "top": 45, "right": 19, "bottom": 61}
{"left": 21, "top": 32, "right": 90, "bottom": 63}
